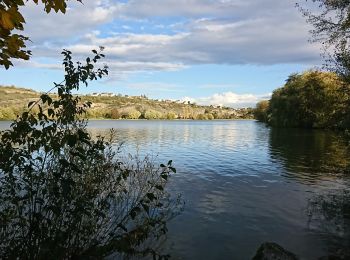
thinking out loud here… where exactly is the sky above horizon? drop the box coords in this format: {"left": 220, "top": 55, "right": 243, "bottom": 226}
{"left": 0, "top": 0, "right": 322, "bottom": 107}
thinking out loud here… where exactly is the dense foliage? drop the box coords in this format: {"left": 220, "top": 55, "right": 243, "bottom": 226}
{"left": 0, "top": 49, "right": 182, "bottom": 259}
{"left": 0, "top": 0, "right": 81, "bottom": 69}
{"left": 255, "top": 71, "right": 350, "bottom": 129}
{"left": 254, "top": 100, "right": 269, "bottom": 123}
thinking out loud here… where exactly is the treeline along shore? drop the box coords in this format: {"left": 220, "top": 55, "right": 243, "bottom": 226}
{"left": 0, "top": 85, "right": 254, "bottom": 121}
{"left": 254, "top": 70, "right": 350, "bottom": 130}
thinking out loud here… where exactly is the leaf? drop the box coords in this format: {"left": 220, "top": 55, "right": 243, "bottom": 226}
{"left": 66, "top": 134, "right": 77, "bottom": 147}
{"left": 48, "top": 109, "right": 55, "bottom": 117}
{"left": 146, "top": 193, "right": 156, "bottom": 201}
{"left": 141, "top": 203, "right": 150, "bottom": 214}
{"left": 59, "top": 158, "right": 69, "bottom": 167}
{"left": 155, "top": 185, "right": 164, "bottom": 191}
{"left": 28, "top": 101, "right": 36, "bottom": 108}
{"left": 58, "top": 87, "right": 63, "bottom": 96}
{"left": 0, "top": 11, "right": 15, "bottom": 30}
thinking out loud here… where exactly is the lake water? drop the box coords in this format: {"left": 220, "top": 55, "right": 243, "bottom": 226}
{"left": 1, "top": 120, "right": 349, "bottom": 259}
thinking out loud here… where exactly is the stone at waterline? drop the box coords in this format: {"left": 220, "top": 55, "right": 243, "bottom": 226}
{"left": 252, "top": 242, "right": 298, "bottom": 260}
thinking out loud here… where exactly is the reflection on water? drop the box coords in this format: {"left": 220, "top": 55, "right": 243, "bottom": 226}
{"left": 307, "top": 187, "right": 350, "bottom": 257}
{"left": 269, "top": 128, "right": 350, "bottom": 183}
{"left": 1, "top": 120, "right": 349, "bottom": 259}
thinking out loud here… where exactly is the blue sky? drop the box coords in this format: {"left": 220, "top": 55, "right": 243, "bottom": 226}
{"left": 0, "top": 0, "right": 321, "bottom": 107}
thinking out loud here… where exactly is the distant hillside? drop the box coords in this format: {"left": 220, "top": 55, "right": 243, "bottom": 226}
{"left": 0, "top": 85, "right": 254, "bottom": 120}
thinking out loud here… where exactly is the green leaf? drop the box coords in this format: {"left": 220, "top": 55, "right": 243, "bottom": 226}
{"left": 66, "top": 134, "right": 77, "bottom": 147}
{"left": 48, "top": 109, "right": 55, "bottom": 117}
{"left": 146, "top": 193, "right": 156, "bottom": 201}
{"left": 141, "top": 203, "right": 150, "bottom": 214}
{"left": 155, "top": 185, "right": 164, "bottom": 191}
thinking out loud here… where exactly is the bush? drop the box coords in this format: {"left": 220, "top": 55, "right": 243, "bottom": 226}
{"left": 127, "top": 109, "right": 141, "bottom": 119}
{"left": 0, "top": 107, "right": 16, "bottom": 120}
{"left": 254, "top": 100, "right": 269, "bottom": 122}
{"left": 166, "top": 112, "right": 177, "bottom": 120}
{"left": 206, "top": 113, "right": 214, "bottom": 120}
{"left": 110, "top": 108, "right": 120, "bottom": 119}
{"left": 0, "top": 49, "right": 182, "bottom": 259}
{"left": 145, "top": 109, "right": 163, "bottom": 120}
{"left": 196, "top": 114, "right": 207, "bottom": 120}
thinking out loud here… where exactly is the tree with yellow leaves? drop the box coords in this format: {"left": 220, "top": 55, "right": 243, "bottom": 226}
{"left": 0, "top": 0, "right": 81, "bottom": 69}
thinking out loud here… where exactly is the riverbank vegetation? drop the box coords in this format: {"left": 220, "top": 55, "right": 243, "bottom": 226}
{"left": 0, "top": 85, "right": 254, "bottom": 121}
{"left": 254, "top": 71, "right": 350, "bottom": 129}
{"left": 0, "top": 49, "right": 183, "bottom": 259}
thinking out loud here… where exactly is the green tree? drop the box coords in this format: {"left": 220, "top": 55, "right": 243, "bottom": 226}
{"left": 268, "top": 71, "right": 348, "bottom": 128}
{"left": 254, "top": 100, "right": 269, "bottom": 123}
{"left": 299, "top": 1, "right": 350, "bottom": 129}
{"left": 0, "top": 0, "right": 81, "bottom": 69}
{"left": 0, "top": 49, "right": 182, "bottom": 259}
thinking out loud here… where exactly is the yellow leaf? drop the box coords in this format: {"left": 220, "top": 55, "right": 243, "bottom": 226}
{"left": 0, "top": 11, "right": 15, "bottom": 30}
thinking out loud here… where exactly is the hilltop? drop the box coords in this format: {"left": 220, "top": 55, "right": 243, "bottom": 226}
{"left": 0, "top": 85, "right": 254, "bottom": 120}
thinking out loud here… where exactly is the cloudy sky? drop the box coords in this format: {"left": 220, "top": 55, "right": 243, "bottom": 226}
{"left": 0, "top": 0, "right": 321, "bottom": 107}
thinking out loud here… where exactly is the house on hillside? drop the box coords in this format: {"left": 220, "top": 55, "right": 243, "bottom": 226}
{"left": 100, "top": 93, "right": 115, "bottom": 97}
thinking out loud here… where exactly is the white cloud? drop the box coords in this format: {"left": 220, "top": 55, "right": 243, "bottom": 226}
{"left": 19, "top": 1, "right": 117, "bottom": 42}
{"left": 15, "top": 0, "right": 321, "bottom": 76}
{"left": 115, "top": 0, "right": 233, "bottom": 18}
{"left": 58, "top": 15, "right": 320, "bottom": 66}
{"left": 181, "top": 92, "right": 271, "bottom": 108}
{"left": 105, "top": 61, "right": 186, "bottom": 80}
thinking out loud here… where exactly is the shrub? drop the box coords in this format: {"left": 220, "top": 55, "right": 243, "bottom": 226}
{"left": 206, "top": 113, "right": 214, "bottom": 120}
{"left": 0, "top": 107, "right": 16, "bottom": 120}
{"left": 196, "top": 114, "right": 207, "bottom": 120}
{"left": 254, "top": 100, "right": 269, "bottom": 122}
{"left": 110, "top": 108, "right": 120, "bottom": 119}
{"left": 0, "top": 49, "right": 182, "bottom": 259}
{"left": 166, "top": 112, "right": 177, "bottom": 120}
{"left": 127, "top": 109, "right": 141, "bottom": 119}
{"left": 145, "top": 109, "right": 163, "bottom": 120}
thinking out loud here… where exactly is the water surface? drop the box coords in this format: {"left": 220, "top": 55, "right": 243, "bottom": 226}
{"left": 1, "top": 120, "right": 349, "bottom": 259}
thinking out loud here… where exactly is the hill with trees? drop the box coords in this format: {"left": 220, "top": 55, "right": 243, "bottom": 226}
{"left": 0, "top": 85, "right": 254, "bottom": 120}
